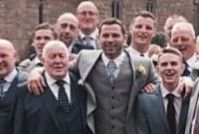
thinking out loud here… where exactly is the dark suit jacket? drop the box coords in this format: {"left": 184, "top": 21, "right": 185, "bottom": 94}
{"left": 135, "top": 84, "right": 190, "bottom": 134}
{"left": 14, "top": 72, "right": 91, "bottom": 134}
{"left": 0, "top": 70, "right": 27, "bottom": 134}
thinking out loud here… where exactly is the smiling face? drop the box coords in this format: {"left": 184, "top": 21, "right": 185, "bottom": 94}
{"left": 130, "top": 16, "right": 155, "bottom": 52}
{"left": 99, "top": 23, "right": 125, "bottom": 59}
{"left": 158, "top": 53, "right": 184, "bottom": 90}
{"left": 170, "top": 23, "right": 196, "bottom": 60}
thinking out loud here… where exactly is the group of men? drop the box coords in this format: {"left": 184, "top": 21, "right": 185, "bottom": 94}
{"left": 1, "top": 0, "right": 199, "bottom": 134}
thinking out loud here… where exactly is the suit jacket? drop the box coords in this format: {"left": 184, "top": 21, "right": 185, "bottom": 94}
{"left": 0, "top": 70, "right": 27, "bottom": 134}
{"left": 135, "top": 84, "right": 190, "bottom": 134}
{"left": 185, "top": 78, "right": 199, "bottom": 134}
{"left": 14, "top": 72, "right": 91, "bottom": 134}
{"left": 71, "top": 48, "right": 159, "bottom": 134}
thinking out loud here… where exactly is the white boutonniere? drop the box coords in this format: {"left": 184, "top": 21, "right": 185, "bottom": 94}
{"left": 191, "top": 61, "right": 199, "bottom": 80}
{"left": 78, "top": 79, "right": 84, "bottom": 86}
{"left": 136, "top": 65, "right": 146, "bottom": 78}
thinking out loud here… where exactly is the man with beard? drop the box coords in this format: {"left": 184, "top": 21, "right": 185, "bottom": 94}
{"left": 135, "top": 47, "right": 191, "bottom": 134}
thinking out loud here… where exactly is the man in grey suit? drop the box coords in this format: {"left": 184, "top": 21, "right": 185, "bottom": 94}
{"left": 185, "top": 78, "right": 199, "bottom": 134}
{"left": 27, "top": 18, "right": 159, "bottom": 134}
{"left": 135, "top": 47, "right": 190, "bottom": 134}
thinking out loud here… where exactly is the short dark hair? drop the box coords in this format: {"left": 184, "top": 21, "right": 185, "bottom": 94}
{"left": 131, "top": 10, "right": 156, "bottom": 26}
{"left": 98, "top": 18, "right": 126, "bottom": 35}
{"left": 34, "top": 22, "right": 57, "bottom": 39}
{"left": 158, "top": 47, "right": 183, "bottom": 63}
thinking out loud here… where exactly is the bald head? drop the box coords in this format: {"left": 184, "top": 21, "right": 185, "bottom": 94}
{"left": 56, "top": 12, "right": 79, "bottom": 47}
{"left": 0, "top": 39, "right": 17, "bottom": 78}
{"left": 76, "top": 1, "right": 99, "bottom": 35}
{"left": 0, "top": 39, "right": 15, "bottom": 52}
{"left": 77, "top": 1, "right": 99, "bottom": 14}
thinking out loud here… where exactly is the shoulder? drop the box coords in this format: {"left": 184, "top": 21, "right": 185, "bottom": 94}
{"left": 18, "top": 58, "right": 31, "bottom": 68}
{"left": 17, "top": 69, "right": 28, "bottom": 84}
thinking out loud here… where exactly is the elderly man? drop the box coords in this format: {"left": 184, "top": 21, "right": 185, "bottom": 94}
{"left": 170, "top": 22, "right": 198, "bottom": 76}
{"left": 19, "top": 23, "right": 56, "bottom": 72}
{"left": 135, "top": 47, "right": 190, "bottom": 134}
{"left": 128, "top": 10, "right": 161, "bottom": 58}
{"left": 0, "top": 39, "right": 27, "bottom": 134}
{"left": 76, "top": 1, "right": 100, "bottom": 49}
{"left": 14, "top": 40, "right": 92, "bottom": 134}
{"left": 163, "top": 14, "right": 187, "bottom": 46}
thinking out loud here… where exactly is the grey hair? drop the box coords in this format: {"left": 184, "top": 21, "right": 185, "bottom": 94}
{"left": 42, "top": 40, "right": 69, "bottom": 58}
{"left": 171, "top": 22, "right": 196, "bottom": 39}
{"left": 0, "top": 39, "right": 15, "bottom": 51}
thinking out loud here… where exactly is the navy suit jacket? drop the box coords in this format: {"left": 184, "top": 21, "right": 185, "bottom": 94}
{"left": 0, "top": 70, "right": 27, "bottom": 134}
{"left": 135, "top": 84, "right": 190, "bottom": 134}
{"left": 14, "top": 72, "right": 91, "bottom": 134}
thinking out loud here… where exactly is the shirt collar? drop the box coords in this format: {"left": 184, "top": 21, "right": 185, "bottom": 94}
{"left": 4, "top": 69, "right": 17, "bottom": 83}
{"left": 187, "top": 53, "right": 197, "bottom": 68}
{"left": 79, "top": 28, "right": 98, "bottom": 40}
{"left": 45, "top": 71, "right": 70, "bottom": 87}
{"left": 129, "top": 46, "right": 149, "bottom": 57}
{"left": 161, "top": 80, "right": 181, "bottom": 99}
{"left": 102, "top": 51, "right": 125, "bottom": 67}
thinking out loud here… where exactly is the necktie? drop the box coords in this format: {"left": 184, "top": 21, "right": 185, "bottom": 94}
{"left": 193, "top": 102, "right": 199, "bottom": 134}
{"left": 83, "top": 36, "right": 94, "bottom": 49}
{"left": 106, "top": 60, "right": 117, "bottom": 82}
{"left": 182, "top": 61, "right": 190, "bottom": 76}
{"left": 56, "top": 80, "right": 70, "bottom": 113}
{"left": 0, "top": 79, "right": 6, "bottom": 100}
{"left": 166, "top": 94, "right": 176, "bottom": 134}
{"left": 140, "top": 53, "right": 144, "bottom": 57}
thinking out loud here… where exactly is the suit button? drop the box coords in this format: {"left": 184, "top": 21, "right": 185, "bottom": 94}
{"left": 111, "top": 116, "right": 115, "bottom": 120}
{"left": 112, "top": 86, "right": 115, "bottom": 90}
{"left": 111, "top": 106, "right": 114, "bottom": 109}
{"left": 111, "top": 125, "right": 115, "bottom": 129}
{"left": 111, "top": 96, "right": 115, "bottom": 99}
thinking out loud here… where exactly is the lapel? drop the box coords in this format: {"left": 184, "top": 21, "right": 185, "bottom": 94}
{"left": 41, "top": 75, "right": 61, "bottom": 129}
{"left": 156, "top": 86, "right": 171, "bottom": 134}
{"left": 177, "top": 93, "right": 191, "bottom": 134}
{"left": 80, "top": 50, "right": 102, "bottom": 82}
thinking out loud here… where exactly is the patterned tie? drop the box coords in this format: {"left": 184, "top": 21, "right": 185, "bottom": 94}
{"left": 106, "top": 60, "right": 117, "bottom": 82}
{"left": 0, "top": 79, "right": 6, "bottom": 100}
{"left": 56, "top": 80, "right": 70, "bottom": 113}
{"left": 182, "top": 61, "right": 190, "bottom": 76}
{"left": 193, "top": 103, "right": 199, "bottom": 134}
{"left": 166, "top": 94, "right": 176, "bottom": 134}
{"left": 83, "top": 36, "right": 94, "bottom": 49}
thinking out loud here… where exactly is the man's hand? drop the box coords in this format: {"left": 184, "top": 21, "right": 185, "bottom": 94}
{"left": 178, "top": 77, "right": 193, "bottom": 97}
{"left": 27, "top": 67, "right": 45, "bottom": 95}
{"left": 143, "top": 83, "right": 156, "bottom": 93}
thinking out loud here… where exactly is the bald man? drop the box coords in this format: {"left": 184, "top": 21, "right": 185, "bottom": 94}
{"left": 76, "top": 1, "right": 100, "bottom": 49}
{"left": 56, "top": 12, "right": 94, "bottom": 55}
{"left": 0, "top": 39, "right": 27, "bottom": 134}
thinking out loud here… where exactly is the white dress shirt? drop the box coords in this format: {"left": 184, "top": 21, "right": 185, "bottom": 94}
{"left": 187, "top": 53, "right": 198, "bottom": 69}
{"left": 128, "top": 46, "right": 149, "bottom": 57}
{"left": 160, "top": 83, "right": 182, "bottom": 126}
{"left": 3, "top": 69, "right": 17, "bottom": 92}
{"left": 45, "top": 72, "right": 71, "bottom": 103}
